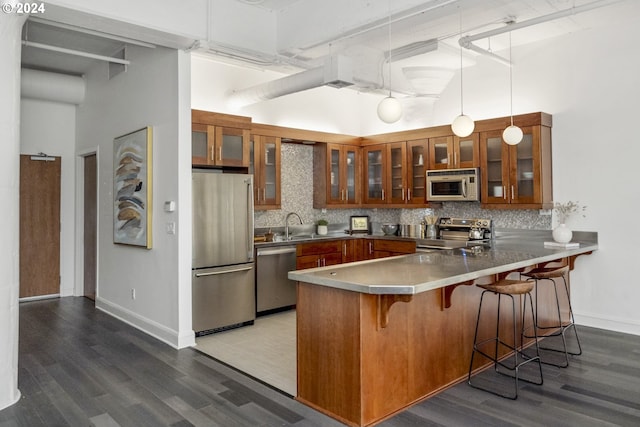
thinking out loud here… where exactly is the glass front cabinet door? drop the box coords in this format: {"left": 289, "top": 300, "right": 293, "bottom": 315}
{"left": 389, "top": 142, "right": 407, "bottom": 205}
{"left": 327, "top": 144, "right": 360, "bottom": 206}
{"left": 406, "top": 139, "right": 428, "bottom": 205}
{"left": 362, "top": 145, "right": 388, "bottom": 205}
{"left": 191, "top": 123, "right": 250, "bottom": 167}
{"left": 250, "top": 135, "right": 281, "bottom": 210}
{"left": 481, "top": 126, "right": 547, "bottom": 206}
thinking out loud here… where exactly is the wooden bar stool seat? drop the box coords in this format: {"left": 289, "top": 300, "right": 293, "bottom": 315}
{"left": 468, "top": 278, "right": 543, "bottom": 400}
{"left": 522, "top": 264, "right": 582, "bottom": 368}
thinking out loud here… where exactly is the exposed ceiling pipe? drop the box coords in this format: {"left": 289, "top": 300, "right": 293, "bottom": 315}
{"left": 459, "top": 0, "right": 626, "bottom": 65}
{"left": 22, "top": 40, "right": 131, "bottom": 65}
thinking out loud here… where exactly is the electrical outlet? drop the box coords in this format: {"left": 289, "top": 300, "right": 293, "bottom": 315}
{"left": 166, "top": 221, "right": 176, "bottom": 234}
{"left": 539, "top": 209, "right": 552, "bottom": 216}
{"left": 131, "top": 288, "right": 136, "bottom": 300}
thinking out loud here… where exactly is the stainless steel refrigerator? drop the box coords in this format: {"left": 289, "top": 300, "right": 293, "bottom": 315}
{"left": 192, "top": 170, "right": 255, "bottom": 336}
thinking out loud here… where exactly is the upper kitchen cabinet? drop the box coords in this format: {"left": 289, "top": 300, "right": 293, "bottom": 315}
{"left": 479, "top": 113, "right": 552, "bottom": 209}
{"left": 388, "top": 140, "right": 430, "bottom": 205}
{"left": 363, "top": 140, "right": 430, "bottom": 207}
{"left": 362, "top": 144, "right": 389, "bottom": 205}
{"left": 250, "top": 135, "right": 281, "bottom": 210}
{"left": 427, "top": 134, "right": 479, "bottom": 170}
{"left": 191, "top": 110, "right": 251, "bottom": 167}
{"left": 314, "top": 143, "right": 360, "bottom": 208}
{"left": 405, "top": 139, "right": 429, "bottom": 205}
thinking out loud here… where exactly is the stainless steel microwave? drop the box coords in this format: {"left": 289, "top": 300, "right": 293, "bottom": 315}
{"left": 426, "top": 168, "right": 480, "bottom": 202}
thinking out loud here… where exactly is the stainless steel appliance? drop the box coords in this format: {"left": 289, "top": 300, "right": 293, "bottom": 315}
{"left": 426, "top": 168, "right": 480, "bottom": 202}
{"left": 437, "top": 217, "right": 492, "bottom": 241}
{"left": 192, "top": 170, "right": 255, "bottom": 336}
{"left": 256, "top": 245, "right": 297, "bottom": 315}
{"left": 417, "top": 217, "right": 492, "bottom": 250}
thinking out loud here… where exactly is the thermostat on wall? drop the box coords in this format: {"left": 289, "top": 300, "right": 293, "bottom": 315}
{"left": 164, "top": 201, "right": 176, "bottom": 212}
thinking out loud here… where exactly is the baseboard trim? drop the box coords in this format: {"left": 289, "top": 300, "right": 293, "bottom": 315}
{"left": 96, "top": 297, "right": 195, "bottom": 349}
{"left": 575, "top": 312, "right": 640, "bottom": 336}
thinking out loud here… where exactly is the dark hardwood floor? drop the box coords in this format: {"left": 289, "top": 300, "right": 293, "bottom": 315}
{"left": 2, "top": 297, "right": 640, "bottom": 426}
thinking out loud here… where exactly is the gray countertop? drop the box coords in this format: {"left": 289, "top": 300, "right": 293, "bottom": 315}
{"left": 287, "top": 230, "right": 598, "bottom": 295}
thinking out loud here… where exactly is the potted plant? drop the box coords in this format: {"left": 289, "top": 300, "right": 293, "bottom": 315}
{"left": 317, "top": 219, "right": 329, "bottom": 235}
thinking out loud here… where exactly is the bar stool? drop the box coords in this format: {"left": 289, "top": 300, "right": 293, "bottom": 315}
{"left": 468, "top": 278, "right": 543, "bottom": 400}
{"left": 521, "top": 264, "right": 582, "bottom": 368}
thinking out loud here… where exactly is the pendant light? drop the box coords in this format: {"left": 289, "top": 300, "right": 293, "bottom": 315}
{"left": 377, "top": 2, "right": 402, "bottom": 124}
{"left": 451, "top": 7, "right": 474, "bottom": 137}
{"left": 503, "top": 31, "right": 523, "bottom": 145}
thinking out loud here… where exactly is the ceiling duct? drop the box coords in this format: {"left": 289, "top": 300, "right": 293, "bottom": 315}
{"left": 228, "top": 55, "right": 354, "bottom": 108}
{"left": 21, "top": 68, "right": 85, "bottom": 105}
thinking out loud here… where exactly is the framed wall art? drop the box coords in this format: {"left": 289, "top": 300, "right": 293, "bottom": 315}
{"left": 349, "top": 215, "right": 370, "bottom": 234}
{"left": 113, "top": 126, "right": 153, "bottom": 248}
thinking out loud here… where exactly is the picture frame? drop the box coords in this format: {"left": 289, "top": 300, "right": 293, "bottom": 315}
{"left": 113, "top": 126, "right": 153, "bottom": 248}
{"left": 350, "top": 215, "right": 370, "bottom": 234}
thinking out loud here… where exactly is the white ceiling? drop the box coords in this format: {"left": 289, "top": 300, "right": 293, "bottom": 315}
{"left": 20, "top": 0, "right": 629, "bottom": 98}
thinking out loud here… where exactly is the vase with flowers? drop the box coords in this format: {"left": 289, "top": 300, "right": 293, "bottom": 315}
{"left": 552, "top": 201, "right": 587, "bottom": 243}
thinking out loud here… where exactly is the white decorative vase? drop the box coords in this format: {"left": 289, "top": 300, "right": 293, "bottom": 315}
{"left": 552, "top": 223, "right": 572, "bottom": 243}
{"left": 317, "top": 225, "right": 328, "bottom": 235}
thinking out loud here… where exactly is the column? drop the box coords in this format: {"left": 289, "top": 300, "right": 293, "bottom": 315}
{"left": 0, "top": 8, "right": 27, "bottom": 410}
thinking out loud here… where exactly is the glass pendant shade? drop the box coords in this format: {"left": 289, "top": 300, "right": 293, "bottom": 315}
{"left": 377, "top": 96, "right": 402, "bottom": 123}
{"left": 451, "top": 114, "right": 475, "bottom": 137}
{"left": 503, "top": 124, "right": 523, "bottom": 145}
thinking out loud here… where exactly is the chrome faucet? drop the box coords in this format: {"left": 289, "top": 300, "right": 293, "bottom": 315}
{"left": 285, "top": 212, "right": 303, "bottom": 240}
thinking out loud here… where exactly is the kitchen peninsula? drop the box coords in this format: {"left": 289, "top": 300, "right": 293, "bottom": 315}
{"left": 288, "top": 231, "right": 598, "bottom": 427}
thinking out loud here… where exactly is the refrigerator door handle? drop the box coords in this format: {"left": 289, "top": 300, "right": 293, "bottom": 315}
{"left": 195, "top": 265, "right": 254, "bottom": 277}
{"left": 246, "top": 178, "right": 254, "bottom": 261}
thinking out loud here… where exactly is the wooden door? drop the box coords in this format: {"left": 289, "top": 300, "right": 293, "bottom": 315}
{"left": 20, "top": 155, "right": 61, "bottom": 298}
{"left": 84, "top": 154, "right": 97, "bottom": 300}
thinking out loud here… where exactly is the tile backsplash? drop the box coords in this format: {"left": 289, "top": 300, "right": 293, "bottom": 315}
{"left": 254, "top": 143, "right": 551, "bottom": 231}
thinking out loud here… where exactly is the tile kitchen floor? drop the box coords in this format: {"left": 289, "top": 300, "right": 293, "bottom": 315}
{"left": 194, "top": 310, "right": 297, "bottom": 396}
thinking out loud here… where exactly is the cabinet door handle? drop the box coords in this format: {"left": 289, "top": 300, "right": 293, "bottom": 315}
{"left": 218, "top": 146, "right": 222, "bottom": 161}
{"left": 317, "top": 259, "right": 321, "bottom": 267}
{"left": 407, "top": 188, "right": 411, "bottom": 201}
{"left": 343, "top": 242, "right": 346, "bottom": 257}
{"left": 381, "top": 189, "right": 385, "bottom": 200}
{"left": 453, "top": 152, "right": 457, "bottom": 166}
{"left": 210, "top": 145, "right": 215, "bottom": 161}
{"left": 402, "top": 188, "right": 405, "bottom": 201}
{"left": 503, "top": 186, "right": 507, "bottom": 200}
{"left": 511, "top": 185, "right": 515, "bottom": 200}
{"left": 369, "top": 241, "right": 373, "bottom": 254}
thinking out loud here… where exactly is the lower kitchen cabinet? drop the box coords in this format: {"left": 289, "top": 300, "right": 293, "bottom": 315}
{"left": 361, "top": 238, "right": 416, "bottom": 260}
{"left": 296, "top": 240, "right": 343, "bottom": 269}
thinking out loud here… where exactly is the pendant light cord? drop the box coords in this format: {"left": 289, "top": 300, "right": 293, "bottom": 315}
{"left": 387, "top": 1, "right": 392, "bottom": 97}
{"left": 508, "top": 31, "right": 514, "bottom": 126}
{"left": 459, "top": 7, "right": 464, "bottom": 115}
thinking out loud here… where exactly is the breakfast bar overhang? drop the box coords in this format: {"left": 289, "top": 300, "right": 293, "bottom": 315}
{"left": 288, "top": 231, "right": 598, "bottom": 427}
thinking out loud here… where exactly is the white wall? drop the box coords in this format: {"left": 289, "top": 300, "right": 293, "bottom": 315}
{"left": 0, "top": 11, "right": 27, "bottom": 411}
{"left": 76, "top": 44, "right": 194, "bottom": 348}
{"left": 192, "top": 4, "right": 640, "bottom": 335}
{"left": 20, "top": 99, "right": 77, "bottom": 297}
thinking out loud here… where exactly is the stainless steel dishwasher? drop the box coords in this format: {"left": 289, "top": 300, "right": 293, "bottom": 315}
{"left": 256, "top": 245, "right": 297, "bottom": 316}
